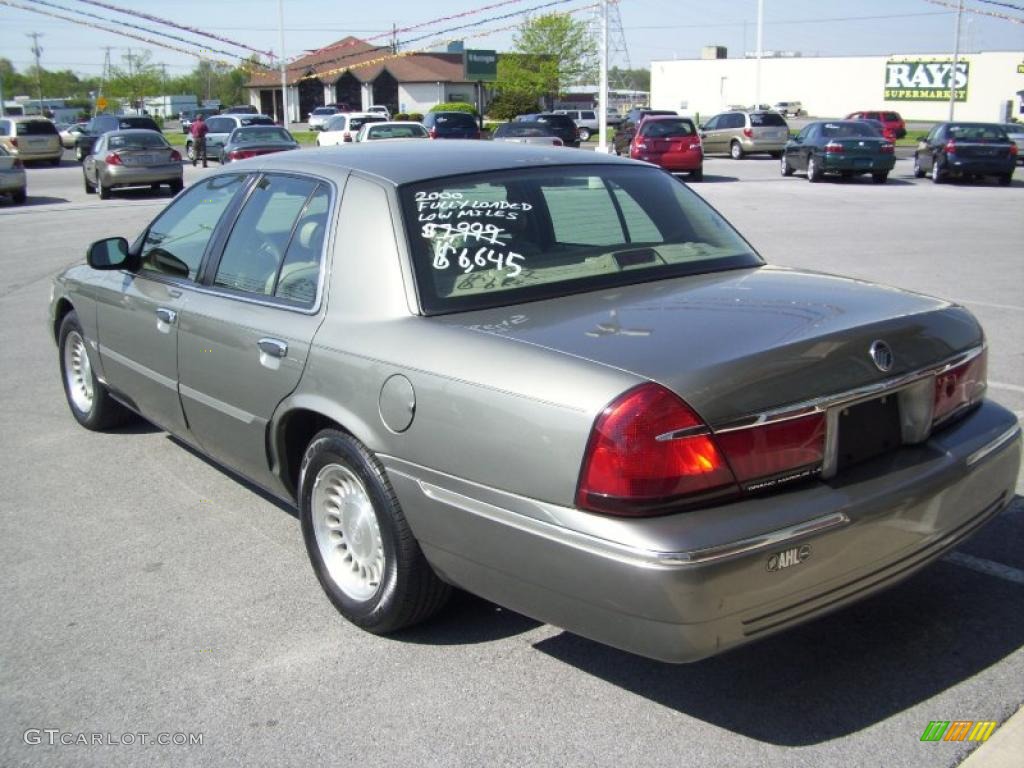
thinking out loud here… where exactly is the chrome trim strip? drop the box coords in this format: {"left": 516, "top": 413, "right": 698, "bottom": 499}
{"left": 655, "top": 425, "right": 710, "bottom": 441}
{"left": 179, "top": 383, "right": 256, "bottom": 425}
{"left": 713, "top": 345, "right": 985, "bottom": 434}
{"left": 101, "top": 347, "right": 177, "bottom": 391}
{"left": 413, "top": 478, "right": 850, "bottom": 569}
{"left": 966, "top": 425, "right": 1021, "bottom": 467}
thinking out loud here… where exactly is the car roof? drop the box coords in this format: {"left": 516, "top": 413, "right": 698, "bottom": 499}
{"left": 105, "top": 128, "right": 164, "bottom": 135}
{"left": 642, "top": 115, "right": 693, "bottom": 122}
{"left": 250, "top": 140, "right": 634, "bottom": 186}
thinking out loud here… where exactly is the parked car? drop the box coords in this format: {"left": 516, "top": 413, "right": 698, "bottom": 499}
{"left": 81, "top": 129, "right": 183, "bottom": 199}
{"left": 354, "top": 121, "right": 429, "bottom": 142}
{"left": 0, "top": 145, "right": 27, "bottom": 204}
{"left": 845, "top": 111, "right": 906, "bottom": 140}
{"left": 366, "top": 105, "right": 392, "bottom": 119}
{"left": 308, "top": 106, "right": 343, "bottom": 131}
{"left": 224, "top": 105, "right": 258, "bottom": 114}
{"left": 76, "top": 114, "right": 161, "bottom": 161}
{"left": 700, "top": 110, "right": 789, "bottom": 159}
{"left": 605, "top": 107, "right": 623, "bottom": 128}
{"left": 59, "top": 121, "right": 88, "bottom": 149}
{"left": 772, "top": 101, "right": 803, "bottom": 117}
{"left": 219, "top": 125, "right": 299, "bottom": 163}
{"left": 913, "top": 122, "right": 1017, "bottom": 184}
{"left": 422, "top": 111, "right": 481, "bottom": 140}
{"left": 0, "top": 117, "right": 63, "bottom": 165}
{"left": 998, "top": 123, "right": 1024, "bottom": 164}
{"left": 612, "top": 109, "right": 677, "bottom": 155}
{"left": 50, "top": 142, "right": 1022, "bottom": 663}
{"left": 554, "top": 109, "right": 599, "bottom": 141}
{"left": 782, "top": 120, "right": 895, "bottom": 183}
{"left": 490, "top": 122, "right": 564, "bottom": 146}
{"left": 186, "top": 114, "right": 275, "bottom": 163}
{"left": 180, "top": 107, "right": 220, "bottom": 134}
{"left": 316, "top": 113, "right": 388, "bottom": 146}
{"left": 516, "top": 113, "right": 580, "bottom": 148}
{"left": 630, "top": 115, "right": 703, "bottom": 179}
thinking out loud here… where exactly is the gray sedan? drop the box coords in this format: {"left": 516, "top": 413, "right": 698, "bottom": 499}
{"left": 50, "top": 142, "right": 1021, "bottom": 663}
{"left": 82, "top": 129, "right": 184, "bottom": 198}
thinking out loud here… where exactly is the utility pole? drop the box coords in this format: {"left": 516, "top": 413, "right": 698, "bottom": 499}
{"left": 278, "top": 0, "right": 289, "bottom": 129}
{"left": 98, "top": 47, "right": 112, "bottom": 116}
{"left": 948, "top": 0, "right": 964, "bottom": 121}
{"left": 27, "top": 32, "right": 44, "bottom": 113}
{"left": 391, "top": 23, "right": 398, "bottom": 55}
{"left": 597, "top": 0, "right": 608, "bottom": 152}
{"left": 754, "top": 0, "right": 764, "bottom": 108}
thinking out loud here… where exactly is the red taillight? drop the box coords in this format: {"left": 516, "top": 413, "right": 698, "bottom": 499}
{"left": 743, "top": 128, "right": 753, "bottom": 138}
{"left": 576, "top": 384, "right": 737, "bottom": 516}
{"left": 825, "top": 142, "right": 844, "bottom": 154}
{"left": 10, "top": 138, "right": 17, "bottom": 148}
{"left": 106, "top": 152, "right": 123, "bottom": 166}
{"left": 944, "top": 140, "right": 957, "bottom": 154}
{"left": 715, "top": 414, "right": 826, "bottom": 487}
{"left": 170, "top": 149, "right": 182, "bottom": 162}
{"left": 880, "top": 143, "right": 894, "bottom": 154}
{"left": 1010, "top": 144, "right": 1019, "bottom": 157}
{"left": 229, "top": 149, "right": 261, "bottom": 160}
{"left": 428, "top": 127, "right": 438, "bottom": 139}
{"left": 933, "top": 350, "right": 987, "bottom": 426}
{"left": 343, "top": 132, "right": 352, "bottom": 142}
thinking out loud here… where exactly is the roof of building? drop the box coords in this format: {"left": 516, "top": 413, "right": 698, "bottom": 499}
{"left": 246, "top": 36, "right": 471, "bottom": 88}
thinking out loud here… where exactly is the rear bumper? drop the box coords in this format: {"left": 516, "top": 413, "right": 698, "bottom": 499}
{"left": 946, "top": 155, "right": 1015, "bottom": 176}
{"left": 635, "top": 151, "right": 702, "bottom": 171}
{"left": 101, "top": 163, "right": 183, "bottom": 187}
{"left": 384, "top": 400, "right": 1021, "bottom": 663}
{"left": 0, "top": 171, "right": 27, "bottom": 192}
{"left": 740, "top": 137, "right": 787, "bottom": 153}
{"left": 822, "top": 155, "right": 896, "bottom": 172}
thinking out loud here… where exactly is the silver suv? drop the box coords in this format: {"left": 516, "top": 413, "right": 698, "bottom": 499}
{"left": 699, "top": 110, "right": 789, "bottom": 159}
{"left": 554, "top": 109, "right": 598, "bottom": 141}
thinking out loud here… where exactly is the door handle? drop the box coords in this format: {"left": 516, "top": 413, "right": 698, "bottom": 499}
{"left": 155, "top": 307, "right": 177, "bottom": 324}
{"left": 257, "top": 338, "right": 288, "bottom": 358}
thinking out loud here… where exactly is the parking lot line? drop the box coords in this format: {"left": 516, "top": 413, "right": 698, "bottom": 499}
{"left": 944, "top": 551, "right": 1024, "bottom": 586}
{"left": 960, "top": 300, "right": 1024, "bottom": 312}
{"left": 990, "top": 382, "right": 1024, "bottom": 395}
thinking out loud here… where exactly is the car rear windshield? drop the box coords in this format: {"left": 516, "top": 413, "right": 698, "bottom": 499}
{"left": 312, "top": 108, "right": 336, "bottom": 115}
{"left": 367, "top": 124, "right": 427, "bottom": 139}
{"left": 882, "top": 112, "right": 902, "bottom": 121}
{"left": 400, "top": 165, "right": 761, "bottom": 314}
{"left": 16, "top": 120, "right": 58, "bottom": 136}
{"left": 433, "top": 113, "right": 478, "bottom": 129}
{"left": 750, "top": 112, "right": 787, "bottom": 126}
{"left": 494, "top": 124, "right": 556, "bottom": 138}
{"left": 349, "top": 116, "right": 386, "bottom": 131}
{"left": 949, "top": 124, "right": 1009, "bottom": 142}
{"left": 640, "top": 119, "right": 696, "bottom": 138}
{"left": 234, "top": 127, "right": 292, "bottom": 143}
{"left": 120, "top": 118, "right": 159, "bottom": 130}
{"left": 239, "top": 116, "right": 275, "bottom": 126}
{"left": 108, "top": 133, "right": 169, "bottom": 149}
{"left": 821, "top": 122, "right": 883, "bottom": 138}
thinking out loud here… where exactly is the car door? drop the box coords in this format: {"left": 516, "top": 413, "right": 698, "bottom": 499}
{"left": 800, "top": 124, "right": 820, "bottom": 168}
{"left": 701, "top": 115, "right": 721, "bottom": 153}
{"left": 788, "top": 125, "right": 813, "bottom": 171}
{"left": 83, "top": 134, "right": 105, "bottom": 185}
{"left": 919, "top": 125, "right": 942, "bottom": 171}
{"left": 176, "top": 173, "right": 334, "bottom": 488}
{"left": 92, "top": 173, "right": 249, "bottom": 435}
{"left": 205, "top": 117, "right": 234, "bottom": 157}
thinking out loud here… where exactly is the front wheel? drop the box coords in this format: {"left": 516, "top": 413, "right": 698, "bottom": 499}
{"left": 913, "top": 154, "right": 926, "bottom": 178}
{"left": 299, "top": 430, "right": 450, "bottom": 634}
{"left": 781, "top": 155, "right": 794, "bottom": 176}
{"left": 186, "top": 143, "right": 196, "bottom": 162}
{"left": 58, "top": 311, "right": 133, "bottom": 430}
{"left": 75, "top": 145, "right": 85, "bottom": 162}
{"left": 872, "top": 172, "right": 889, "bottom": 184}
{"left": 730, "top": 141, "right": 745, "bottom": 160}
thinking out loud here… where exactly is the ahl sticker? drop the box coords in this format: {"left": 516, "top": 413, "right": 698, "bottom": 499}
{"left": 767, "top": 544, "right": 812, "bottom": 572}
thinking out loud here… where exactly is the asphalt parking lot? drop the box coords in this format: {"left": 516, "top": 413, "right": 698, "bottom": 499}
{"left": 1, "top": 148, "right": 1022, "bottom": 768}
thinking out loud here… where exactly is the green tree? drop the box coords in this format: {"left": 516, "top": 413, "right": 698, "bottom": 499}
{"left": 495, "top": 13, "right": 596, "bottom": 107}
{"left": 107, "top": 50, "right": 162, "bottom": 108}
{"left": 610, "top": 67, "right": 650, "bottom": 93}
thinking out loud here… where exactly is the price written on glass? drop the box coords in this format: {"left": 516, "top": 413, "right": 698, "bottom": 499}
{"left": 423, "top": 222, "right": 525, "bottom": 277}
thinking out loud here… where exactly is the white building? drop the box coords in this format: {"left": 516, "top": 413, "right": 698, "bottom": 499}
{"left": 651, "top": 50, "right": 1024, "bottom": 123}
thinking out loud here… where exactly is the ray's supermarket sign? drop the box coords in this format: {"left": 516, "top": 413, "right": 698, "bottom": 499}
{"left": 884, "top": 59, "right": 969, "bottom": 102}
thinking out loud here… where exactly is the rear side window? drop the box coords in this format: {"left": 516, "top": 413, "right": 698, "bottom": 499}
{"left": 0, "top": 120, "right": 10, "bottom": 134}
{"left": 750, "top": 112, "right": 787, "bottom": 127}
{"left": 882, "top": 112, "right": 901, "bottom": 121}
{"left": 17, "top": 120, "right": 58, "bottom": 136}
{"left": 349, "top": 116, "right": 386, "bottom": 131}
{"left": 401, "top": 165, "right": 761, "bottom": 314}
{"left": 275, "top": 185, "right": 330, "bottom": 306}
{"left": 641, "top": 119, "right": 695, "bottom": 138}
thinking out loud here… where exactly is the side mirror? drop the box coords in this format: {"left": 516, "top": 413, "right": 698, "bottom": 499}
{"left": 87, "top": 237, "right": 131, "bottom": 270}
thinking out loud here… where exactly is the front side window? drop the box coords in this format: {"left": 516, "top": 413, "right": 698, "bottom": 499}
{"left": 140, "top": 175, "right": 247, "bottom": 280}
{"left": 214, "top": 175, "right": 320, "bottom": 298}
{"left": 402, "top": 165, "right": 761, "bottom": 314}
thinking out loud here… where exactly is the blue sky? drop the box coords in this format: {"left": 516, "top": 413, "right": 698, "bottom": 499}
{"left": 1, "top": 0, "right": 1021, "bottom": 78}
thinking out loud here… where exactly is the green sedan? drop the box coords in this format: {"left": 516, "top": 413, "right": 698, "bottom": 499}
{"left": 782, "top": 120, "right": 896, "bottom": 183}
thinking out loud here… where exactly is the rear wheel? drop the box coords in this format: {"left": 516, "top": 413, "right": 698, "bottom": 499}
{"left": 931, "top": 158, "right": 945, "bottom": 183}
{"left": 690, "top": 165, "right": 703, "bottom": 182}
{"left": 12, "top": 189, "right": 26, "bottom": 204}
{"left": 730, "top": 141, "right": 745, "bottom": 160}
{"left": 781, "top": 155, "right": 794, "bottom": 176}
{"left": 299, "top": 429, "right": 450, "bottom": 634}
{"left": 150, "top": 182, "right": 162, "bottom": 193}
{"left": 98, "top": 180, "right": 111, "bottom": 199}
{"left": 577, "top": 128, "right": 591, "bottom": 142}
{"left": 770, "top": 151, "right": 782, "bottom": 159}
{"left": 807, "top": 155, "right": 823, "bottom": 182}
{"left": 872, "top": 172, "right": 889, "bottom": 184}
{"left": 998, "top": 173, "right": 1012, "bottom": 186}
{"left": 50, "top": 156, "right": 62, "bottom": 167}
{"left": 170, "top": 179, "right": 184, "bottom": 195}
{"left": 186, "top": 143, "right": 196, "bottom": 162}
{"left": 83, "top": 173, "right": 95, "bottom": 194}
{"left": 74, "top": 145, "right": 85, "bottom": 162}
{"left": 58, "top": 311, "right": 133, "bottom": 431}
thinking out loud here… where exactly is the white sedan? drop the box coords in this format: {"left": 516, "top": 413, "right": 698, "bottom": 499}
{"left": 0, "top": 145, "right": 27, "bottom": 204}
{"left": 315, "top": 113, "right": 388, "bottom": 147}
{"left": 355, "top": 121, "right": 429, "bottom": 142}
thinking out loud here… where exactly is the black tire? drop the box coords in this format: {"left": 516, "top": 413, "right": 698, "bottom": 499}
{"left": 50, "top": 156, "right": 62, "bottom": 167}
{"left": 872, "top": 172, "right": 889, "bottom": 184}
{"left": 150, "top": 182, "right": 162, "bottom": 193}
{"left": 83, "top": 174, "right": 95, "bottom": 194}
{"left": 913, "top": 154, "right": 926, "bottom": 178}
{"left": 781, "top": 155, "right": 794, "bottom": 176}
{"left": 998, "top": 173, "right": 1012, "bottom": 186}
{"left": 299, "top": 429, "right": 450, "bottom": 634}
{"left": 12, "top": 189, "right": 27, "bottom": 204}
{"left": 186, "top": 143, "right": 196, "bottom": 162}
{"left": 170, "top": 179, "right": 184, "bottom": 195}
{"left": 931, "top": 156, "right": 945, "bottom": 183}
{"left": 807, "top": 155, "right": 823, "bottom": 182}
{"left": 690, "top": 165, "right": 703, "bottom": 182}
{"left": 730, "top": 141, "right": 745, "bottom": 160}
{"left": 578, "top": 128, "right": 591, "bottom": 142}
{"left": 770, "top": 151, "right": 782, "bottom": 159}
{"left": 98, "top": 181, "right": 111, "bottom": 200}
{"left": 75, "top": 145, "right": 85, "bottom": 162}
{"left": 58, "top": 311, "right": 133, "bottom": 431}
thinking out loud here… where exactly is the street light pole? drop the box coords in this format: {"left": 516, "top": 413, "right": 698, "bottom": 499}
{"left": 279, "top": 0, "right": 289, "bottom": 130}
{"left": 754, "top": 0, "right": 764, "bottom": 108}
{"left": 948, "top": 0, "right": 964, "bottom": 121}
{"left": 597, "top": 0, "right": 608, "bottom": 152}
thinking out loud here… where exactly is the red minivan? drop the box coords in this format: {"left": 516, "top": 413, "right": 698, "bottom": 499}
{"left": 630, "top": 115, "right": 703, "bottom": 180}
{"left": 846, "top": 110, "right": 907, "bottom": 140}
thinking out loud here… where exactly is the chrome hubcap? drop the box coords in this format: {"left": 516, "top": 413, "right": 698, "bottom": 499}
{"left": 63, "top": 330, "right": 94, "bottom": 414}
{"left": 311, "top": 464, "right": 384, "bottom": 601}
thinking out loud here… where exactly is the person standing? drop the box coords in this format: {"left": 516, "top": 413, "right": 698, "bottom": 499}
{"left": 189, "top": 113, "right": 209, "bottom": 168}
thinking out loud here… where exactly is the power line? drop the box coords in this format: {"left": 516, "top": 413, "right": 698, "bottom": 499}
{"left": 623, "top": 10, "right": 954, "bottom": 30}
{"left": 923, "top": 0, "right": 1024, "bottom": 23}
{"left": 971, "top": 0, "right": 1024, "bottom": 12}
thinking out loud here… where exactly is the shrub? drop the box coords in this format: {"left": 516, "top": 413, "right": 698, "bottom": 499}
{"left": 394, "top": 112, "right": 409, "bottom": 121}
{"left": 486, "top": 92, "right": 541, "bottom": 122}
{"left": 429, "top": 102, "right": 476, "bottom": 115}
{"left": 407, "top": 112, "right": 424, "bottom": 122}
